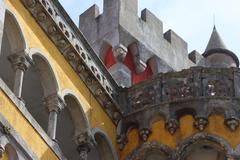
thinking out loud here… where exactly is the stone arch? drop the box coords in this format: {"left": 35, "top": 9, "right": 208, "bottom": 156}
{"left": 28, "top": 48, "right": 60, "bottom": 96}
{"left": 0, "top": 9, "right": 28, "bottom": 90}
{"left": 22, "top": 50, "right": 60, "bottom": 133}
{"left": 127, "top": 141, "right": 173, "bottom": 160}
{"left": 1, "top": 10, "right": 27, "bottom": 54}
{"left": 57, "top": 90, "right": 90, "bottom": 160}
{"left": 176, "top": 133, "right": 232, "bottom": 160}
{"left": 89, "top": 128, "right": 118, "bottom": 160}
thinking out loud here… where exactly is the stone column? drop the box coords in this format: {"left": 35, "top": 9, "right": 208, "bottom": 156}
{"left": 44, "top": 94, "right": 64, "bottom": 140}
{"left": 75, "top": 131, "right": 93, "bottom": 160}
{"left": 8, "top": 53, "right": 31, "bottom": 98}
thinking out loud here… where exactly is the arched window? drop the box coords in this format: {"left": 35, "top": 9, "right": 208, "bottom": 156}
{"left": 127, "top": 141, "right": 172, "bottom": 160}
{"left": 0, "top": 10, "right": 26, "bottom": 90}
{"left": 88, "top": 129, "right": 118, "bottom": 160}
{"left": 57, "top": 93, "right": 90, "bottom": 160}
{"left": 183, "top": 140, "right": 226, "bottom": 160}
{"left": 22, "top": 53, "right": 59, "bottom": 133}
{"left": 143, "top": 151, "right": 169, "bottom": 160}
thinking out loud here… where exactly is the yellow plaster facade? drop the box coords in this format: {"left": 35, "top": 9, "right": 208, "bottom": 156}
{"left": 0, "top": 0, "right": 118, "bottom": 159}
{"left": 120, "top": 115, "right": 240, "bottom": 160}
{"left": 0, "top": 89, "right": 58, "bottom": 159}
{"left": 2, "top": 0, "right": 238, "bottom": 160}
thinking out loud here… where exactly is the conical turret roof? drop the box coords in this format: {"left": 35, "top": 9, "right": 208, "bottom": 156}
{"left": 205, "top": 26, "right": 227, "bottom": 51}
{"left": 203, "top": 26, "right": 239, "bottom": 67}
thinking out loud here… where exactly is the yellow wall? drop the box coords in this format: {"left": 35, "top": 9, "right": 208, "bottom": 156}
{"left": 0, "top": 0, "right": 118, "bottom": 159}
{"left": 0, "top": 89, "right": 58, "bottom": 159}
{"left": 2, "top": 1, "right": 240, "bottom": 160}
{"left": 120, "top": 115, "right": 240, "bottom": 160}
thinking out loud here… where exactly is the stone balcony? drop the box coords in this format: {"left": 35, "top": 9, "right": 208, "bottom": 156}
{"left": 126, "top": 67, "right": 240, "bottom": 112}
{"left": 117, "top": 67, "right": 240, "bottom": 149}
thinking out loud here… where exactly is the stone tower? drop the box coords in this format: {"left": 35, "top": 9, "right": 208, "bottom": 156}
{"left": 80, "top": 0, "right": 240, "bottom": 159}
{"left": 0, "top": 0, "right": 240, "bottom": 160}
{"left": 80, "top": 0, "right": 194, "bottom": 87}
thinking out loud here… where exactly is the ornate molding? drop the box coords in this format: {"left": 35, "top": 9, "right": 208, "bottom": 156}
{"left": 175, "top": 133, "right": 235, "bottom": 160}
{"left": 127, "top": 133, "right": 240, "bottom": 160}
{"left": 44, "top": 93, "right": 65, "bottom": 113}
{"left": 20, "top": 0, "right": 122, "bottom": 124}
{"left": 194, "top": 116, "right": 208, "bottom": 131}
{"left": 7, "top": 52, "right": 32, "bottom": 72}
{"left": 126, "top": 141, "right": 173, "bottom": 160}
{"left": 74, "top": 131, "right": 94, "bottom": 160}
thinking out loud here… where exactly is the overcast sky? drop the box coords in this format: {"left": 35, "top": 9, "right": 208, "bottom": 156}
{"left": 59, "top": 0, "right": 240, "bottom": 57}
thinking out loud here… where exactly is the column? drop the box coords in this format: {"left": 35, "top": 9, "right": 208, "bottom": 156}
{"left": 8, "top": 53, "right": 31, "bottom": 98}
{"left": 44, "top": 94, "right": 64, "bottom": 140}
{"left": 75, "top": 131, "right": 93, "bottom": 160}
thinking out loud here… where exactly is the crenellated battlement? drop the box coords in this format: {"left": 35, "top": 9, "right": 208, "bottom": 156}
{"left": 79, "top": 0, "right": 195, "bottom": 87}
{"left": 80, "top": 5, "right": 100, "bottom": 24}
{"left": 141, "top": 8, "right": 163, "bottom": 35}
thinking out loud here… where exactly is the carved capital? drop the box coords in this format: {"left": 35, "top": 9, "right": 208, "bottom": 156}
{"left": 113, "top": 44, "right": 128, "bottom": 62}
{"left": 26, "top": 0, "right": 36, "bottom": 8}
{"left": 44, "top": 94, "right": 65, "bottom": 113}
{"left": 8, "top": 53, "right": 32, "bottom": 72}
{"left": 194, "top": 117, "right": 208, "bottom": 131}
{"left": 165, "top": 119, "right": 179, "bottom": 135}
{"left": 225, "top": 117, "right": 240, "bottom": 131}
{"left": 75, "top": 131, "right": 93, "bottom": 148}
{"left": 139, "top": 128, "right": 151, "bottom": 142}
{"left": 116, "top": 134, "right": 128, "bottom": 150}
{"left": 75, "top": 131, "right": 93, "bottom": 160}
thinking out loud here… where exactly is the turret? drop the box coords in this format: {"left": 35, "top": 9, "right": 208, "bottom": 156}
{"left": 79, "top": 0, "right": 194, "bottom": 87}
{"left": 203, "top": 26, "right": 239, "bottom": 68}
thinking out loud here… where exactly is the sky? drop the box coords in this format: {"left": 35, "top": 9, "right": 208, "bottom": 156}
{"left": 59, "top": 0, "right": 240, "bottom": 57}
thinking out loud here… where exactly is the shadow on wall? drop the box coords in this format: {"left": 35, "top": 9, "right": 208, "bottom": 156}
{"left": 0, "top": 10, "right": 26, "bottom": 91}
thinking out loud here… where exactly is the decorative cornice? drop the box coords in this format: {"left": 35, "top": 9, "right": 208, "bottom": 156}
{"left": 20, "top": 0, "right": 122, "bottom": 124}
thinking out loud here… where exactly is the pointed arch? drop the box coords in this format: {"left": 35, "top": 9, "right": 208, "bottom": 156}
{"left": 22, "top": 49, "right": 60, "bottom": 132}
{"left": 0, "top": 9, "right": 28, "bottom": 90}
{"left": 2, "top": 10, "right": 27, "bottom": 54}
{"left": 91, "top": 128, "right": 118, "bottom": 160}
{"left": 176, "top": 133, "right": 231, "bottom": 160}
{"left": 60, "top": 89, "right": 90, "bottom": 132}
{"left": 127, "top": 141, "right": 172, "bottom": 160}
{"left": 57, "top": 89, "right": 90, "bottom": 160}
{"left": 28, "top": 48, "right": 60, "bottom": 96}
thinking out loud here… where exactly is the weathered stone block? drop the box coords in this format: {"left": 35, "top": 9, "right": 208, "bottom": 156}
{"left": 109, "top": 63, "right": 131, "bottom": 87}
